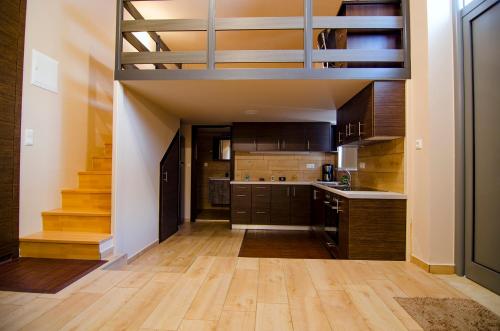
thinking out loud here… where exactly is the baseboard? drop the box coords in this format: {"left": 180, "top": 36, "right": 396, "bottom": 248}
{"left": 410, "top": 255, "right": 455, "bottom": 274}
{"left": 127, "top": 240, "right": 159, "bottom": 263}
{"left": 196, "top": 219, "right": 230, "bottom": 223}
{"left": 231, "top": 224, "right": 312, "bottom": 231}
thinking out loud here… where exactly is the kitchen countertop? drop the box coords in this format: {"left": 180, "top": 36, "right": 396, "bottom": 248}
{"left": 230, "top": 181, "right": 406, "bottom": 200}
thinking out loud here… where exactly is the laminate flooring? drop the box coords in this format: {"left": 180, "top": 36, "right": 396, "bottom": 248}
{"left": 0, "top": 222, "right": 498, "bottom": 331}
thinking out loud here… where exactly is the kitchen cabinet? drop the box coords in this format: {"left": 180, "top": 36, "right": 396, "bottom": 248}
{"left": 337, "top": 81, "right": 405, "bottom": 146}
{"left": 231, "top": 184, "right": 311, "bottom": 225}
{"left": 315, "top": 186, "right": 406, "bottom": 260}
{"left": 232, "top": 122, "right": 331, "bottom": 152}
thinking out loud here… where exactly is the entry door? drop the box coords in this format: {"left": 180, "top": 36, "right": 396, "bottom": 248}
{"left": 463, "top": 0, "right": 500, "bottom": 294}
{"left": 159, "top": 131, "right": 181, "bottom": 242}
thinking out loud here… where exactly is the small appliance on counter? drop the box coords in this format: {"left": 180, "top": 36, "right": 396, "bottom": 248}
{"left": 322, "top": 164, "right": 335, "bottom": 182}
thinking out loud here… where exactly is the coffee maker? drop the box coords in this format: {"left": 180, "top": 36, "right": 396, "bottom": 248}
{"left": 322, "top": 164, "right": 334, "bottom": 182}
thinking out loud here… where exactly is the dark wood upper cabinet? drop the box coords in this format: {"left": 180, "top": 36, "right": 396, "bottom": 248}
{"left": 337, "top": 81, "right": 405, "bottom": 146}
{"left": 232, "top": 122, "right": 331, "bottom": 152}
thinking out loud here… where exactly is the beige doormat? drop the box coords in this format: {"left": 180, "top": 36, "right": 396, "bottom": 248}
{"left": 395, "top": 297, "right": 500, "bottom": 331}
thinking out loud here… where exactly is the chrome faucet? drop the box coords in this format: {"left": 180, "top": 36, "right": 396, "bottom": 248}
{"left": 339, "top": 169, "right": 352, "bottom": 187}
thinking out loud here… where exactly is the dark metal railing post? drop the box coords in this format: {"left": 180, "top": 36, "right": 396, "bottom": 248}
{"left": 114, "top": 0, "right": 124, "bottom": 78}
{"left": 208, "top": 0, "right": 216, "bottom": 69}
{"left": 304, "top": 0, "right": 313, "bottom": 70}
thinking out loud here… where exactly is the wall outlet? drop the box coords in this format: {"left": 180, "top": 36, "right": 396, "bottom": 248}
{"left": 306, "top": 163, "right": 316, "bottom": 169}
{"left": 359, "top": 162, "right": 366, "bottom": 169}
{"left": 416, "top": 139, "right": 424, "bottom": 150}
{"left": 24, "top": 129, "right": 34, "bottom": 146}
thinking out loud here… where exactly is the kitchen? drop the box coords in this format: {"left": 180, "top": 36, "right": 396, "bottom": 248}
{"left": 190, "top": 80, "right": 407, "bottom": 260}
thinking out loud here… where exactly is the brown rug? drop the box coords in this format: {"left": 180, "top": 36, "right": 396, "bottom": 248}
{"left": 238, "top": 230, "right": 332, "bottom": 259}
{"left": 0, "top": 258, "right": 106, "bottom": 294}
{"left": 395, "top": 297, "right": 500, "bottom": 331}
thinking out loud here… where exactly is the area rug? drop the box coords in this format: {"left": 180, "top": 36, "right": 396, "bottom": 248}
{"left": 395, "top": 297, "right": 500, "bottom": 331}
{"left": 0, "top": 258, "right": 106, "bottom": 294}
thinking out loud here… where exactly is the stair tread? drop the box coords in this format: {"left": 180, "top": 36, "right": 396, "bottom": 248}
{"left": 20, "top": 231, "right": 112, "bottom": 244}
{"left": 42, "top": 209, "right": 111, "bottom": 216}
{"left": 78, "top": 171, "right": 111, "bottom": 175}
{"left": 61, "top": 188, "right": 111, "bottom": 194}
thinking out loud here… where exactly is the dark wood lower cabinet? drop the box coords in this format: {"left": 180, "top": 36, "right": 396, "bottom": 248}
{"left": 270, "top": 185, "right": 291, "bottom": 225}
{"left": 290, "top": 185, "right": 311, "bottom": 225}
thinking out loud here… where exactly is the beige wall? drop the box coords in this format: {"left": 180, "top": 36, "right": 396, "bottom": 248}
{"left": 234, "top": 152, "right": 336, "bottom": 181}
{"left": 112, "top": 83, "right": 180, "bottom": 259}
{"left": 353, "top": 139, "right": 405, "bottom": 193}
{"left": 406, "top": 0, "right": 456, "bottom": 266}
{"left": 19, "top": 0, "right": 115, "bottom": 236}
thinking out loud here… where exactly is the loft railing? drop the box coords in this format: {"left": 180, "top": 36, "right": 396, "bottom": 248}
{"left": 115, "top": 0, "right": 411, "bottom": 80}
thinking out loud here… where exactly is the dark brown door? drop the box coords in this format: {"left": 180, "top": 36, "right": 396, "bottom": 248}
{"left": 281, "top": 123, "right": 306, "bottom": 151}
{"left": 271, "top": 185, "right": 290, "bottom": 225}
{"left": 290, "top": 185, "right": 311, "bottom": 225}
{"left": 256, "top": 124, "right": 280, "bottom": 151}
{"left": 159, "top": 131, "right": 181, "bottom": 242}
{"left": 0, "top": 0, "right": 26, "bottom": 261}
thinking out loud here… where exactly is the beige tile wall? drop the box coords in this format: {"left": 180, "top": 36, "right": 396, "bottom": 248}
{"left": 234, "top": 152, "right": 337, "bottom": 182}
{"left": 351, "top": 138, "right": 405, "bottom": 193}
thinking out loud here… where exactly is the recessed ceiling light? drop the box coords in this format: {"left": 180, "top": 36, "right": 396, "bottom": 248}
{"left": 244, "top": 109, "right": 258, "bottom": 115}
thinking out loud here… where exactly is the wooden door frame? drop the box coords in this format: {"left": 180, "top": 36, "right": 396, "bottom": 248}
{"left": 189, "top": 124, "right": 232, "bottom": 222}
{"left": 159, "top": 130, "right": 181, "bottom": 241}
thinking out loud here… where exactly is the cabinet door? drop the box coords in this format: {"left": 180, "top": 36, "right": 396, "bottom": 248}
{"left": 305, "top": 123, "right": 331, "bottom": 151}
{"left": 290, "top": 185, "right": 311, "bottom": 225}
{"left": 281, "top": 123, "right": 306, "bottom": 151}
{"left": 337, "top": 196, "right": 349, "bottom": 258}
{"left": 311, "top": 188, "right": 325, "bottom": 229}
{"left": 232, "top": 123, "right": 257, "bottom": 152}
{"left": 271, "top": 185, "right": 290, "bottom": 225}
{"left": 256, "top": 123, "right": 280, "bottom": 151}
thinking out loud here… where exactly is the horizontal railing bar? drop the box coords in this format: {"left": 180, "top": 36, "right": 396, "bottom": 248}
{"left": 313, "top": 16, "right": 403, "bottom": 29}
{"left": 122, "top": 51, "right": 207, "bottom": 64}
{"left": 117, "top": 67, "right": 410, "bottom": 80}
{"left": 313, "top": 49, "right": 404, "bottom": 62}
{"left": 216, "top": 50, "right": 304, "bottom": 63}
{"left": 122, "top": 32, "right": 168, "bottom": 69}
{"left": 122, "top": 19, "right": 208, "bottom": 32}
{"left": 215, "top": 17, "right": 304, "bottom": 30}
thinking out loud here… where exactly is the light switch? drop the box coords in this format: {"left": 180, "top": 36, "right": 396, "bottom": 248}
{"left": 416, "top": 139, "right": 424, "bottom": 150}
{"left": 24, "top": 129, "right": 34, "bottom": 146}
{"left": 359, "top": 162, "right": 366, "bottom": 169}
{"left": 31, "top": 49, "right": 59, "bottom": 93}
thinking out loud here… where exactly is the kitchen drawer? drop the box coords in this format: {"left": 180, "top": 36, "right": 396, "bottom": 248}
{"left": 231, "top": 209, "right": 251, "bottom": 224}
{"left": 231, "top": 190, "right": 251, "bottom": 209}
{"left": 252, "top": 209, "right": 270, "bottom": 225}
{"left": 232, "top": 185, "right": 251, "bottom": 195}
{"left": 252, "top": 185, "right": 271, "bottom": 208}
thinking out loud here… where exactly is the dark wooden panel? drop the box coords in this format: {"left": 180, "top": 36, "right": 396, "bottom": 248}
{"left": 348, "top": 199, "right": 406, "bottom": 260}
{"left": 305, "top": 122, "right": 331, "bottom": 151}
{"left": 373, "top": 81, "right": 405, "bottom": 137}
{"left": 231, "top": 208, "right": 251, "bottom": 224}
{"left": 290, "top": 185, "right": 311, "bottom": 225}
{"left": 0, "top": 0, "right": 25, "bottom": 260}
{"left": 252, "top": 184, "right": 271, "bottom": 209}
{"left": 251, "top": 210, "right": 270, "bottom": 225}
{"left": 270, "top": 185, "right": 290, "bottom": 225}
{"left": 231, "top": 191, "right": 251, "bottom": 209}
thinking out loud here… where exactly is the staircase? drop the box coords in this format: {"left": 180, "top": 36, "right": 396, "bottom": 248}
{"left": 20, "top": 143, "right": 113, "bottom": 260}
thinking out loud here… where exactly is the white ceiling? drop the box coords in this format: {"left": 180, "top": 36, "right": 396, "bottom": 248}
{"left": 122, "top": 80, "right": 370, "bottom": 124}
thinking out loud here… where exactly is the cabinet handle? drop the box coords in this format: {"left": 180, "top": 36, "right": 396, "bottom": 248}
{"left": 358, "top": 122, "right": 364, "bottom": 137}
{"left": 236, "top": 211, "right": 247, "bottom": 214}
{"left": 256, "top": 211, "right": 267, "bottom": 214}
{"left": 255, "top": 186, "right": 267, "bottom": 189}
{"left": 324, "top": 201, "right": 330, "bottom": 205}
{"left": 278, "top": 139, "right": 280, "bottom": 150}
{"left": 293, "top": 187, "right": 296, "bottom": 197}
{"left": 236, "top": 194, "right": 247, "bottom": 197}
{"left": 287, "top": 187, "right": 290, "bottom": 197}
{"left": 345, "top": 125, "right": 349, "bottom": 136}
{"left": 237, "top": 186, "right": 248, "bottom": 189}
{"left": 282, "top": 140, "right": 286, "bottom": 150}
{"left": 307, "top": 139, "right": 310, "bottom": 151}
{"left": 254, "top": 139, "right": 257, "bottom": 150}
{"left": 313, "top": 190, "right": 317, "bottom": 200}
{"left": 256, "top": 194, "right": 265, "bottom": 197}
{"left": 338, "top": 132, "right": 343, "bottom": 143}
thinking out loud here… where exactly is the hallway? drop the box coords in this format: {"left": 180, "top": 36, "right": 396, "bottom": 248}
{"left": 0, "top": 222, "right": 498, "bottom": 330}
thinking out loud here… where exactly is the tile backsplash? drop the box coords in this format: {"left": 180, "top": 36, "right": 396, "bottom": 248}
{"left": 234, "top": 152, "right": 337, "bottom": 182}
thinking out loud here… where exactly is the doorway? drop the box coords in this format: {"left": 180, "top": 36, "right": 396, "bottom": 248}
{"left": 190, "top": 126, "right": 232, "bottom": 222}
{"left": 462, "top": 0, "right": 500, "bottom": 294}
{"left": 159, "top": 131, "right": 181, "bottom": 242}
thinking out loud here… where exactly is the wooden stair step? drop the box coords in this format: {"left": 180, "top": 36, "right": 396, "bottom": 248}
{"left": 61, "top": 189, "right": 111, "bottom": 211}
{"left": 78, "top": 171, "right": 112, "bottom": 189}
{"left": 42, "top": 209, "right": 111, "bottom": 233}
{"left": 92, "top": 156, "right": 112, "bottom": 171}
{"left": 20, "top": 231, "right": 113, "bottom": 260}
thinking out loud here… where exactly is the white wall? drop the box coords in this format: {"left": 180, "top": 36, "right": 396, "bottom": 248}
{"left": 19, "top": 0, "right": 115, "bottom": 236}
{"left": 407, "top": 0, "right": 456, "bottom": 266}
{"left": 112, "top": 83, "right": 180, "bottom": 259}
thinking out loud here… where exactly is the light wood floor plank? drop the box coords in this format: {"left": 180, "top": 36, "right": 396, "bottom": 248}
{"left": 257, "top": 259, "right": 288, "bottom": 304}
{"left": 217, "top": 311, "right": 256, "bottom": 331}
{"left": 116, "top": 271, "right": 155, "bottom": 288}
{"left": 0, "top": 298, "right": 60, "bottom": 330}
{"left": 178, "top": 319, "right": 217, "bottom": 331}
{"left": 255, "top": 303, "right": 293, "bottom": 331}
{"left": 223, "top": 269, "right": 259, "bottom": 312}
{"left": 289, "top": 296, "right": 332, "bottom": 331}
{"left": 318, "top": 290, "right": 370, "bottom": 331}
{"left": 283, "top": 259, "right": 318, "bottom": 298}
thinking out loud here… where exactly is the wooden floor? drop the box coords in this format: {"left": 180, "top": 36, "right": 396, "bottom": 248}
{"left": 196, "top": 209, "right": 230, "bottom": 221}
{"left": 239, "top": 230, "right": 332, "bottom": 259}
{"left": 0, "top": 222, "right": 498, "bottom": 331}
